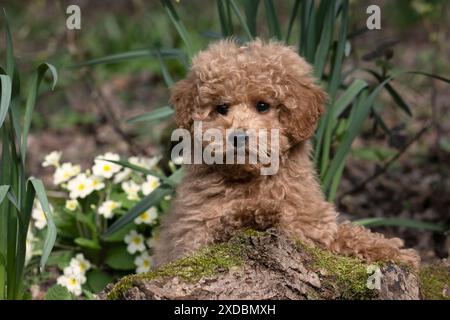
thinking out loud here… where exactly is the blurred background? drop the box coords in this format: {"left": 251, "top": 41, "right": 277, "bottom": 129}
{"left": 1, "top": 0, "right": 449, "bottom": 264}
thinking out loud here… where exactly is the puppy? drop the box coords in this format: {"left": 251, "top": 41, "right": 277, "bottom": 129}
{"left": 152, "top": 39, "right": 420, "bottom": 270}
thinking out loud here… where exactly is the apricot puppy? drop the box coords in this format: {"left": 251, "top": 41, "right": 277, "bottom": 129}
{"left": 152, "top": 39, "right": 420, "bottom": 270}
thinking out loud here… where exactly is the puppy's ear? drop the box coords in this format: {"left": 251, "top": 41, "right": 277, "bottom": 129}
{"left": 170, "top": 78, "right": 197, "bottom": 129}
{"left": 280, "top": 78, "right": 327, "bottom": 143}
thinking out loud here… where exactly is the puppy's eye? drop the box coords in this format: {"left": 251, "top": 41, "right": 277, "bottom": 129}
{"left": 216, "top": 104, "right": 229, "bottom": 115}
{"left": 256, "top": 101, "right": 270, "bottom": 113}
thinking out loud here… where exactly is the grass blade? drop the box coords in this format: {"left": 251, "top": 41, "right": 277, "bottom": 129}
{"left": 103, "top": 186, "right": 172, "bottom": 237}
{"left": 71, "top": 48, "right": 185, "bottom": 68}
{"left": 127, "top": 106, "right": 174, "bottom": 124}
{"left": 354, "top": 218, "right": 447, "bottom": 232}
{"left": 0, "top": 186, "right": 10, "bottom": 204}
{"left": 263, "top": 0, "right": 281, "bottom": 40}
{"left": 155, "top": 50, "right": 174, "bottom": 87}
{"left": 228, "top": 0, "right": 254, "bottom": 40}
{"left": 21, "top": 63, "right": 57, "bottom": 163}
{"left": 332, "top": 79, "right": 368, "bottom": 119}
{"left": 285, "top": 0, "right": 300, "bottom": 43}
{"left": 217, "top": 0, "right": 233, "bottom": 37}
{"left": 161, "top": 0, "right": 194, "bottom": 57}
{"left": 29, "top": 178, "right": 56, "bottom": 271}
{"left": 0, "top": 74, "right": 12, "bottom": 128}
{"left": 243, "top": 0, "right": 260, "bottom": 37}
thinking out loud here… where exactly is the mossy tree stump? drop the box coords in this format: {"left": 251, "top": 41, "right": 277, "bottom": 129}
{"left": 104, "top": 229, "right": 449, "bottom": 300}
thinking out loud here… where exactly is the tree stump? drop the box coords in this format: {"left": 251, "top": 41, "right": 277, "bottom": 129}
{"left": 103, "top": 229, "right": 449, "bottom": 300}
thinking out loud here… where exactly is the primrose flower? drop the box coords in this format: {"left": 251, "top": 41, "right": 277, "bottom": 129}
{"left": 67, "top": 173, "right": 94, "bottom": 199}
{"left": 134, "top": 207, "right": 158, "bottom": 225}
{"left": 90, "top": 175, "right": 105, "bottom": 191}
{"left": 53, "top": 162, "right": 81, "bottom": 185}
{"left": 134, "top": 252, "right": 152, "bottom": 274}
{"left": 92, "top": 152, "right": 122, "bottom": 179}
{"left": 124, "top": 230, "right": 146, "bottom": 254}
{"left": 121, "top": 180, "right": 141, "bottom": 201}
{"left": 57, "top": 266, "right": 86, "bottom": 296}
{"left": 65, "top": 199, "right": 79, "bottom": 211}
{"left": 146, "top": 237, "right": 156, "bottom": 249}
{"left": 141, "top": 175, "right": 160, "bottom": 196}
{"left": 32, "top": 201, "right": 52, "bottom": 230}
{"left": 42, "top": 151, "right": 62, "bottom": 167}
{"left": 69, "top": 253, "right": 92, "bottom": 274}
{"left": 98, "top": 200, "right": 121, "bottom": 219}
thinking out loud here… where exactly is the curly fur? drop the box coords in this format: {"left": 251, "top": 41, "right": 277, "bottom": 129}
{"left": 153, "top": 39, "right": 420, "bottom": 270}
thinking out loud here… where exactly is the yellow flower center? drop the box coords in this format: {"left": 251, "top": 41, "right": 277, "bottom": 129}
{"left": 140, "top": 212, "right": 149, "bottom": 220}
{"left": 69, "top": 278, "right": 77, "bottom": 286}
{"left": 132, "top": 237, "right": 142, "bottom": 245}
{"left": 77, "top": 184, "right": 85, "bottom": 191}
{"left": 151, "top": 181, "right": 158, "bottom": 188}
{"left": 143, "top": 260, "right": 150, "bottom": 267}
{"left": 103, "top": 165, "right": 111, "bottom": 172}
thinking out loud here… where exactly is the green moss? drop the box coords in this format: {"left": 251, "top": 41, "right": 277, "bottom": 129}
{"left": 297, "top": 242, "right": 379, "bottom": 299}
{"left": 420, "top": 264, "right": 450, "bottom": 300}
{"left": 107, "top": 239, "right": 245, "bottom": 300}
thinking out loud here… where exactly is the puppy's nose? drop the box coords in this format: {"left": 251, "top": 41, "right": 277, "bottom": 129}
{"left": 229, "top": 130, "right": 248, "bottom": 148}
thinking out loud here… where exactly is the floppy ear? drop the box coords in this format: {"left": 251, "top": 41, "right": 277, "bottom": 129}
{"left": 279, "top": 78, "right": 327, "bottom": 143}
{"left": 169, "top": 78, "right": 197, "bottom": 130}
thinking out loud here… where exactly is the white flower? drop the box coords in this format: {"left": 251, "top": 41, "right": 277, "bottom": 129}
{"left": 42, "top": 151, "right": 62, "bottom": 167}
{"left": 53, "top": 162, "right": 81, "bottom": 185}
{"left": 92, "top": 152, "right": 122, "bottom": 179}
{"left": 57, "top": 266, "right": 86, "bottom": 296}
{"left": 141, "top": 175, "right": 160, "bottom": 196}
{"left": 134, "top": 207, "right": 158, "bottom": 225}
{"left": 113, "top": 169, "right": 132, "bottom": 184}
{"left": 90, "top": 175, "right": 105, "bottom": 191}
{"left": 131, "top": 156, "right": 160, "bottom": 170}
{"left": 134, "top": 252, "right": 152, "bottom": 274}
{"left": 69, "top": 253, "right": 91, "bottom": 275}
{"left": 32, "top": 201, "right": 52, "bottom": 230}
{"left": 65, "top": 199, "right": 79, "bottom": 211}
{"left": 67, "top": 173, "right": 94, "bottom": 199}
{"left": 124, "top": 230, "right": 146, "bottom": 254}
{"left": 25, "top": 230, "right": 36, "bottom": 265}
{"left": 121, "top": 180, "right": 141, "bottom": 201}
{"left": 98, "top": 200, "right": 121, "bottom": 219}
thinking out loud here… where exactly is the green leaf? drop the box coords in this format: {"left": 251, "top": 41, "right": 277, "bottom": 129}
{"left": 0, "top": 74, "right": 12, "bottom": 128}
{"left": 127, "top": 106, "right": 174, "bottom": 124}
{"left": 217, "top": 0, "right": 233, "bottom": 37}
{"left": 333, "top": 79, "right": 368, "bottom": 119}
{"left": 0, "top": 185, "right": 10, "bottom": 204}
{"left": 86, "top": 270, "right": 114, "bottom": 293}
{"left": 102, "top": 223, "right": 134, "bottom": 243}
{"left": 243, "top": 0, "right": 260, "bottom": 37}
{"left": 71, "top": 48, "right": 185, "bottom": 68}
{"left": 103, "top": 185, "right": 172, "bottom": 237}
{"left": 228, "top": 0, "right": 254, "bottom": 40}
{"left": 105, "top": 246, "right": 135, "bottom": 270}
{"left": 46, "top": 250, "right": 73, "bottom": 271}
{"left": 29, "top": 178, "right": 57, "bottom": 271}
{"left": 263, "top": 0, "right": 281, "bottom": 40}
{"left": 161, "top": 0, "right": 194, "bottom": 57}
{"left": 74, "top": 237, "right": 100, "bottom": 250}
{"left": 354, "top": 218, "right": 447, "bottom": 232}
{"left": 285, "top": 0, "right": 301, "bottom": 43}
{"left": 21, "top": 63, "right": 57, "bottom": 163}
{"left": 155, "top": 50, "right": 174, "bottom": 87}
{"left": 44, "top": 285, "right": 72, "bottom": 300}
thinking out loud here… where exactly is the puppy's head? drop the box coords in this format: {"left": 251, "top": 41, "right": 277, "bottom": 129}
{"left": 170, "top": 39, "right": 326, "bottom": 176}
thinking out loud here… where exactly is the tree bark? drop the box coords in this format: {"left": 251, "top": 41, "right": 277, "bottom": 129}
{"left": 103, "top": 229, "right": 429, "bottom": 300}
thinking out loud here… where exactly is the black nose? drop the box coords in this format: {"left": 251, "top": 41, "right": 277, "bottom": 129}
{"left": 229, "top": 130, "right": 248, "bottom": 148}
